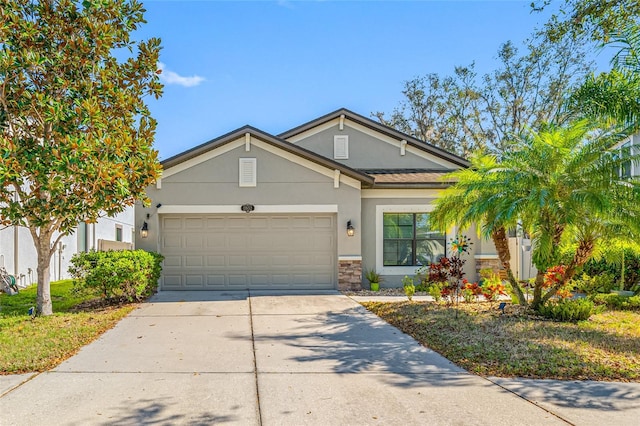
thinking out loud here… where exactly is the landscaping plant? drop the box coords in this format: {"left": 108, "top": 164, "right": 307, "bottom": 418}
{"left": 402, "top": 276, "right": 416, "bottom": 301}
{"left": 70, "top": 250, "right": 163, "bottom": 302}
{"left": 538, "top": 298, "right": 600, "bottom": 322}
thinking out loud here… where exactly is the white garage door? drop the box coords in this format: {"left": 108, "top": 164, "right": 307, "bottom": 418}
{"left": 160, "top": 214, "right": 336, "bottom": 290}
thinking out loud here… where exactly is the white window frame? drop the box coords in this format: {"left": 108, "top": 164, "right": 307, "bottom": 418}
{"left": 375, "top": 204, "right": 452, "bottom": 276}
{"left": 239, "top": 158, "right": 257, "bottom": 187}
{"left": 115, "top": 224, "right": 123, "bottom": 242}
{"left": 333, "top": 135, "right": 349, "bottom": 160}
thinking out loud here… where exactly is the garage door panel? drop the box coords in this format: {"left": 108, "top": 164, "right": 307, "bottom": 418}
{"left": 313, "top": 235, "right": 334, "bottom": 250}
{"left": 228, "top": 275, "right": 248, "bottom": 286}
{"left": 161, "top": 214, "right": 336, "bottom": 290}
{"left": 250, "top": 218, "right": 269, "bottom": 228}
{"left": 185, "top": 235, "right": 204, "bottom": 249}
{"left": 206, "top": 275, "right": 225, "bottom": 287}
{"left": 163, "top": 217, "right": 183, "bottom": 230}
{"left": 207, "top": 234, "right": 225, "bottom": 248}
{"left": 314, "top": 216, "right": 333, "bottom": 228}
{"left": 163, "top": 235, "right": 182, "bottom": 249}
{"left": 185, "top": 256, "right": 204, "bottom": 267}
{"left": 163, "top": 275, "right": 182, "bottom": 287}
{"left": 228, "top": 255, "right": 248, "bottom": 267}
{"left": 185, "top": 275, "right": 204, "bottom": 287}
{"left": 206, "top": 218, "right": 225, "bottom": 229}
{"left": 164, "top": 256, "right": 182, "bottom": 267}
{"left": 207, "top": 255, "right": 225, "bottom": 266}
{"left": 185, "top": 217, "right": 204, "bottom": 228}
{"left": 250, "top": 255, "right": 269, "bottom": 266}
{"left": 228, "top": 235, "right": 247, "bottom": 249}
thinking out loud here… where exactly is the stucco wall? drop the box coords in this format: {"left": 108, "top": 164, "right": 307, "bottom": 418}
{"left": 290, "top": 122, "right": 452, "bottom": 170}
{"left": 136, "top": 139, "right": 362, "bottom": 259}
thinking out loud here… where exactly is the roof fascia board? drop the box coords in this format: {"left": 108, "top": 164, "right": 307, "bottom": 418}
{"left": 361, "top": 188, "right": 444, "bottom": 199}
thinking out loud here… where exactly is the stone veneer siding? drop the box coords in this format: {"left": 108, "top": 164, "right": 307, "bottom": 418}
{"left": 476, "top": 257, "right": 503, "bottom": 276}
{"left": 338, "top": 259, "right": 362, "bottom": 291}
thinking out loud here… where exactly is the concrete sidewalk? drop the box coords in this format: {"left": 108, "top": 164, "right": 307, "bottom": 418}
{"left": 1, "top": 291, "right": 638, "bottom": 425}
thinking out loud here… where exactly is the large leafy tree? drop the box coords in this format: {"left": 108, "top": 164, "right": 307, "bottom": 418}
{"left": 533, "top": 0, "right": 640, "bottom": 44}
{"left": 374, "top": 35, "right": 591, "bottom": 156}
{"left": 431, "top": 121, "right": 640, "bottom": 310}
{"left": 0, "top": 0, "right": 163, "bottom": 315}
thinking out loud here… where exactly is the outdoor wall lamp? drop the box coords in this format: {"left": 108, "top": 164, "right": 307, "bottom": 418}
{"left": 346, "top": 220, "right": 355, "bottom": 237}
{"left": 140, "top": 214, "right": 149, "bottom": 238}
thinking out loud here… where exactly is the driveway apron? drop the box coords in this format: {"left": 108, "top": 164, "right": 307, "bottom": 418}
{"left": 2, "top": 291, "right": 635, "bottom": 425}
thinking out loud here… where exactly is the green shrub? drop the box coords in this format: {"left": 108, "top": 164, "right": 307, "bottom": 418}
{"left": 581, "top": 249, "right": 640, "bottom": 291}
{"left": 70, "top": 250, "right": 164, "bottom": 302}
{"left": 402, "top": 276, "right": 415, "bottom": 301}
{"left": 538, "top": 298, "right": 599, "bottom": 322}
{"left": 415, "top": 283, "right": 430, "bottom": 292}
{"left": 428, "top": 282, "right": 445, "bottom": 302}
{"left": 571, "top": 273, "right": 616, "bottom": 295}
{"left": 591, "top": 293, "right": 640, "bottom": 311}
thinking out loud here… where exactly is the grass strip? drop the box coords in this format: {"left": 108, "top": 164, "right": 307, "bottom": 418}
{"left": 1, "top": 280, "right": 136, "bottom": 374}
{"left": 362, "top": 301, "right": 640, "bottom": 382}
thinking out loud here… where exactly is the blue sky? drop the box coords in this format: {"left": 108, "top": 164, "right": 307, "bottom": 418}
{"left": 137, "top": 1, "right": 607, "bottom": 160}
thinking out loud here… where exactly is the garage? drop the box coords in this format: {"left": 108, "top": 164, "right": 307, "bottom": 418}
{"left": 160, "top": 213, "right": 337, "bottom": 290}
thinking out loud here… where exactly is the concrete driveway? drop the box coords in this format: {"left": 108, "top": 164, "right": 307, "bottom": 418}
{"left": 1, "top": 291, "right": 638, "bottom": 425}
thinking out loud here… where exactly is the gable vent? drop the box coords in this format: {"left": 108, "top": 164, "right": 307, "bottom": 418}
{"left": 334, "top": 135, "right": 349, "bottom": 160}
{"left": 239, "top": 158, "right": 257, "bottom": 187}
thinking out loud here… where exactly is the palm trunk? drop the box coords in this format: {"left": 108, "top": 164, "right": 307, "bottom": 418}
{"left": 492, "top": 227, "right": 527, "bottom": 305}
{"left": 539, "top": 239, "right": 594, "bottom": 307}
{"left": 531, "top": 271, "right": 545, "bottom": 310}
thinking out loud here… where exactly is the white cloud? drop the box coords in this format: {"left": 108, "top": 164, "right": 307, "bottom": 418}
{"left": 157, "top": 62, "right": 205, "bottom": 87}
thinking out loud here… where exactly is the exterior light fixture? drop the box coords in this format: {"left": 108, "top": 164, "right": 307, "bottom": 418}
{"left": 346, "top": 220, "right": 355, "bottom": 237}
{"left": 140, "top": 213, "right": 150, "bottom": 238}
{"left": 140, "top": 221, "right": 149, "bottom": 238}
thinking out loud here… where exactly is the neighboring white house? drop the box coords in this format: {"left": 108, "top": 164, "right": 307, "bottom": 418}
{"left": 0, "top": 208, "right": 135, "bottom": 285}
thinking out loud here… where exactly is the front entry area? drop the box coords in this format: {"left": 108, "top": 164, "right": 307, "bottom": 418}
{"left": 160, "top": 213, "right": 337, "bottom": 290}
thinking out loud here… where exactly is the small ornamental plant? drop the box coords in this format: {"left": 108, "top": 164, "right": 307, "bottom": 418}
{"left": 462, "top": 280, "right": 482, "bottom": 303}
{"left": 403, "top": 275, "right": 416, "bottom": 301}
{"left": 543, "top": 265, "right": 566, "bottom": 288}
{"left": 480, "top": 270, "right": 507, "bottom": 302}
{"left": 428, "top": 282, "right": 445, "bottom": 302}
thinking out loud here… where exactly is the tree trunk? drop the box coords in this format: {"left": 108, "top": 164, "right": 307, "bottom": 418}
{"left": 531, "top": 271, "right": 546, "bottom": 311}
{"left": 33, "top": 234, "right": 54, "bottom": 316}
{"left": 539, "top": 238, "right": 595, "bottom": 306}
{"left": 491, "top": 227, "right": 527, "bottom": 305}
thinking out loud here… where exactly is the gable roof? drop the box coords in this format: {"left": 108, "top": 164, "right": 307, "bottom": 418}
{"left": 278, "top": 108, "right": 470, "bottom": 169}
{"left": 161, "top": 125, "right": 375, "bottom": 186}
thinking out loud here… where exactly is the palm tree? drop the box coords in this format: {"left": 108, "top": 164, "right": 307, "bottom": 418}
{"left": 568, "top": 23, "right": 640, "bottom": 130}
{"left": 431, "top": 120, "right": 640, "bottom": 310}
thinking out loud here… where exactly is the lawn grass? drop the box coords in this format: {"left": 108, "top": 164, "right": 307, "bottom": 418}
{"left": 0, "top": 280, "right": 136, "bottom": 374}
{"left": 362, "top": 301, "right": 640, "bottom": 382}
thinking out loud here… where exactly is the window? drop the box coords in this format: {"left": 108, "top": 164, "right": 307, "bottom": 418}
{"left": 239, "top": 158, "right": 257, "bottom": 187}
{"left": 383, "top": 213, "right": 445, "bottom": 266}
{"left": 334, "top": 135, "right": 349, "bottom": 159}
{"left": 115, "top": 225, "right": 123, "bottom": 242}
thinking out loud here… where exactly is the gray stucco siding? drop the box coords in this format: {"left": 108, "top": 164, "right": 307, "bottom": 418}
{"left": 291, "top": 124, "right": 451, "bottom": 170}
{"left": 136, "top": 142, "right": 362, "bottom": 257}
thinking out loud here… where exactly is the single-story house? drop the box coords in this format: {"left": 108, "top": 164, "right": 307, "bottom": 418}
{"left": 135, "top": 108, "right": 508, "bottom": 291}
